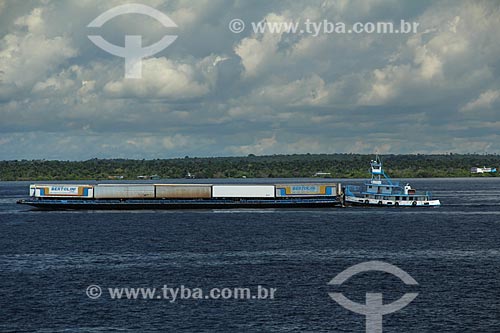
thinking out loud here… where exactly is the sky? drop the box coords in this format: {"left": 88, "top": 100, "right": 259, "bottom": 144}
{"left": 0, "top": 0, "right": 499, "bottom": 160}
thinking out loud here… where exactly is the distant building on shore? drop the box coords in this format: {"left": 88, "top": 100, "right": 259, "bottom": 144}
{"left": 471, "top": 167, "right": 497, "bottom": 174}
{"left": 138, "top": 175, "right": 161, "bottom": 180}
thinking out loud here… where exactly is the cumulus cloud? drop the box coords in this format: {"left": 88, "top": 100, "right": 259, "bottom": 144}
{"left": 227, "top": 135, "right": 278, "bottom": 155}
{"left": 0, "top": 0, "right": 500, "bottom": 159}
{"left": 0, "top": 7, "right": 77, "bottom": 100}
{"left": 461, "top": 89, "right": 500, "bottom": 113}
{"left": 103, "top": 57, "right": 215, "bottom": 100}
{"left": 234, "top": 13, "right": 290, "bottom": 78}
{"left": 358, "top": 3, "right": 500, "bottom": 107}
{"left": 248, "top": 74, "right": 331, "bottom": 106}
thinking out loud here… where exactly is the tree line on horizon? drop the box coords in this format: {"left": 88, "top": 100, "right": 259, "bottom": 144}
{"left": 0, "top": 153, "right": 499, "bottom": 181}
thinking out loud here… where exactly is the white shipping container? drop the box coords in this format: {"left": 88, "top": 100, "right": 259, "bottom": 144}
{"left": 94, "top": 185, "right": 155, "bottom": 199}
{"left": 212, "top": 185, "right": 275, "bottom": 198}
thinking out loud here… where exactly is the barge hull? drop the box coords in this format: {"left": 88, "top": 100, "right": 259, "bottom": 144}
{"left": 17, "top": 198, "right": 342, "bottom": 210}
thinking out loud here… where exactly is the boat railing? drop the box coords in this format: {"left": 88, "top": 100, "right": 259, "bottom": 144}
{"left": 409, "top": 190, "right": 433, "bottom": 198}
{"left": 345, "top": 185, "right": 359, "bottom": 196}
{"left": 364, "top": 181, "right": 400, "bottom": 187}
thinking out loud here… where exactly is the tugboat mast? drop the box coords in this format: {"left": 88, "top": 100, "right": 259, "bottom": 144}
{"left": 370, "top": 155, "right": 393, "bottom": 185}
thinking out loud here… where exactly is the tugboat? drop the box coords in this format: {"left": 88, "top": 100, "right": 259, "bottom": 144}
{"left": 344, "top": 156, "right": 440, "bottom": 207}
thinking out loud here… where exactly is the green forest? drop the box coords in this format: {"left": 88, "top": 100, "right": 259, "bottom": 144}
{"left": 1, "top": 153, "right": 499, "bottom": 181}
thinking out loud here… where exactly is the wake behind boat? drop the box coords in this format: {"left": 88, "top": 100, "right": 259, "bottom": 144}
{"left": 344, "top": 156, "right": 440, "bottom": 207}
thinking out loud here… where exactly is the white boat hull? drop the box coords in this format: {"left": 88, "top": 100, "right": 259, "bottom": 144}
{"left": 345, "top": 196, "right": 441, "bottom": 207}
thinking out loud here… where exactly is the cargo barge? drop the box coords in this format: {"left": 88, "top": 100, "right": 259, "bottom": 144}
{"left": 17, "top": 183, "right": 343, "bottom": 210}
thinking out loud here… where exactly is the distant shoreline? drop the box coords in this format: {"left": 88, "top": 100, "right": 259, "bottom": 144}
{"left": 1, "top": 153, "right": 499, "bottom": 181}
{"left": 2, "top": 176, "right": 497, "bottom": 182}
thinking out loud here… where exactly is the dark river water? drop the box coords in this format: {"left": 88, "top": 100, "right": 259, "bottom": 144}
{"left": 0, "top": 178, "right": 499, "bottom": 332}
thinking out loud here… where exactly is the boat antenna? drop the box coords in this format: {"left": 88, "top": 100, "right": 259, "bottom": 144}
{"left": 370, "top": 153, "right": 393, "bottom": 185}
